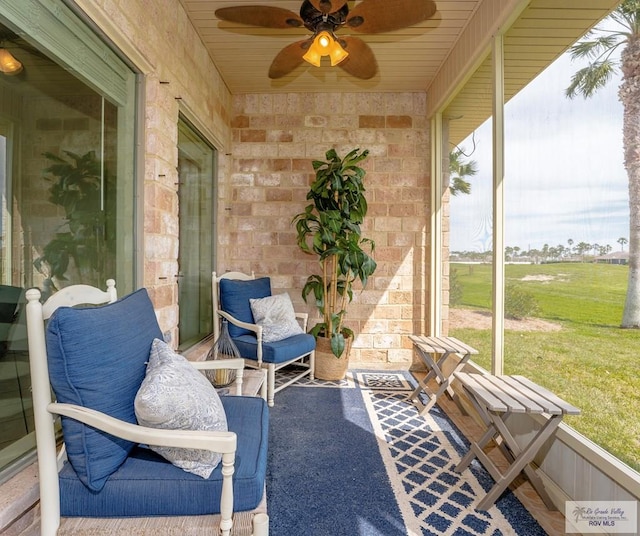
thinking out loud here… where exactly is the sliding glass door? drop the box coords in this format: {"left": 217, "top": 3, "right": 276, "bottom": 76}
{"left": 177, "top": 117, "right": 216, "bottom": 350}
{"left": 0, "top": 1, "right": 137, "bottom": 480}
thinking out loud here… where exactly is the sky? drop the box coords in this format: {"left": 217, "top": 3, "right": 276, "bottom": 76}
{"left": 449, "top": 44, "right": 629, "bottom": 254}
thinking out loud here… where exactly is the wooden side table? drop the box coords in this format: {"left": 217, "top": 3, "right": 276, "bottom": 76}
{"left": 409, "top": 335, "right": 478, "bottom": 415}
{"left": 182, "top": 337, "right": 267, "bottom": 401}
{"left": 453, "top": 372, "right": 580, "bottom": 510}
{"left": 224, "top": 368, "right": 268, "bottom": 400}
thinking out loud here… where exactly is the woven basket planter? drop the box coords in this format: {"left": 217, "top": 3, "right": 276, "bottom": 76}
{"left": 314, "top": 335, "right": 353, "bottom": 381}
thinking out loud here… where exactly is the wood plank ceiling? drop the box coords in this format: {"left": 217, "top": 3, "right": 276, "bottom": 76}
{"left": 445, "top": 0, "right": 620, "bottom": 145}
{"left": 180, "top": 0, "right": 620, "bottom": 144}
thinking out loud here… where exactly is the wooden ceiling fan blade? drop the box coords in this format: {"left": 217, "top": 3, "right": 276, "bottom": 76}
{"left": 269, "top": 41, "right": 308, "bottom": 79}
{"left": 308, "top": 0, "right": 348, "bottom": 13}
{"left": 215, "top": 6, "right": 303, "bottom": 29}
{"left": 337, "top": 37, "right": 377, "bottom": 80}
{"left": 347, "top": 0, "right": 437, "bottom": 33}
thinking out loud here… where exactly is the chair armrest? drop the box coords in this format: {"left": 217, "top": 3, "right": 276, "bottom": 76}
{"left": 295, "top": 312, "right": 308, "bottom": 331}
{"left": 49, "top": 402, "right": 237, "bottom": 453}
{"left": 191, "top": 358, "right": 245, "bottom": 371}
{"left": 217, "top": 310, "right": 263, "bottom": 340}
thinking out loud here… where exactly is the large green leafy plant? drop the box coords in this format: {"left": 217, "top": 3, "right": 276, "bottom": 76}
{"left": 292, "top": 148, "right": 377, "bottom": 357}
{"left": 34, "top": 150, "right": 113, "bottom": 295}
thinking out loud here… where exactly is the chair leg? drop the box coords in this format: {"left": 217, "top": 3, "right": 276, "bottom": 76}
{"left": 253, "top": 513, "right": 269, "bottom": 536}
{"left": 219, "top": 452, "right": 235, "bottom": 536}
{"left": 267, "top": 364, "right": 276, "bottom": 407}
{"left": 260, "top": 369, "right": 268, "bottom": 401}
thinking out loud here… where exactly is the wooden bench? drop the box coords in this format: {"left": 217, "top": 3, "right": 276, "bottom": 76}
{"left": 453, "top": 372, "right": 580, "bottom": 511}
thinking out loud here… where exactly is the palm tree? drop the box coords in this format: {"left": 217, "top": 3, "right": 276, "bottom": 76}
{"left": 566, "top": 0, "right": 640, "bottom": 327}
{"left": 576, "top": 241, "right": 591, "bottom": 261}
{"left": 618, "top": 236, "right": 628, "bottom": 251}
{"left": 448, "top": 147, "right": 478, "bottom": 196}
{"left": 542, "top": 243, "right": 550, "bottom": 262}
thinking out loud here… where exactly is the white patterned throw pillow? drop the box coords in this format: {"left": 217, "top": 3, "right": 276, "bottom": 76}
{"left": 249, "top": 292, "right": 304, "bottom": 343}
{"left": 134, "top": 338, "right": 228, "bottom": 478}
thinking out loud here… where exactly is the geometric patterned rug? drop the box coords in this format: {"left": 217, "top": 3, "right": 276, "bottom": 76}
{"left": 276, "top": 369, "right": 547, "bottom": 535}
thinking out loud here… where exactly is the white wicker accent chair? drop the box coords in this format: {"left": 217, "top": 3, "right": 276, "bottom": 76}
{"left": 26, "top": 280, "right": 268, "bottom": 536}
{"left": 212, "top": 271, "right": 315, "bottom": 407}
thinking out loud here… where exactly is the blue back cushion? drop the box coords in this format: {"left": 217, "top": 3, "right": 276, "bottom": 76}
{"left": 46, "top": 288, "right": 163, "bottom": 492}
{"left": 219, "top": 277, "right": 271, "bottom": 338}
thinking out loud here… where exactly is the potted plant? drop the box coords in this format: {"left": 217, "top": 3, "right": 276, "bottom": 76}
{"left": 292, "top": 148, "right": 377, "bottom": 380}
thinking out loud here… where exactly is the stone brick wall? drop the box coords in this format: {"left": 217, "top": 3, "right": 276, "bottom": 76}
{"left": 72, "top": 2, "right": 433, "bottom": 367}
{"left": 224, "top": 92, "right": 431, "bottom": 368}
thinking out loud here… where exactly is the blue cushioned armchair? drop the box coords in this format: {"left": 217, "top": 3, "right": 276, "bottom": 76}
{"left": 26, "top": 280, "right": 269, "bottom": 536}
{"left": 213, "top": 272, "right": 315, "bottom": 407}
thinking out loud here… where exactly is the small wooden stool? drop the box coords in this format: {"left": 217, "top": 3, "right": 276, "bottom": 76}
{"left": 408, "top": 335, "right": 478, "bottom": 414}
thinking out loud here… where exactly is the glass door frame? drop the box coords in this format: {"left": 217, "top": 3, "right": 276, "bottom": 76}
{"left": 176, "top": 113, "right": 218, "bottom": 350}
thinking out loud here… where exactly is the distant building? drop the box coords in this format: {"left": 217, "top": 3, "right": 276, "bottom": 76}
{"left": 595, "top": 251, "right": 629, "bottom": 265}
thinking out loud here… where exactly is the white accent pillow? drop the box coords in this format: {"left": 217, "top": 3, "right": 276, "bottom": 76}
{"left": 249, "top": 292, "right": 304, "bottom": 343}
{"left": 134, "top": 338, "right": 228, "bottom": 478}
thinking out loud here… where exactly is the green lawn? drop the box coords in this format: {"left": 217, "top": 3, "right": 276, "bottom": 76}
{"left": 450, "top": 262, "right": 640, "bottom": 472}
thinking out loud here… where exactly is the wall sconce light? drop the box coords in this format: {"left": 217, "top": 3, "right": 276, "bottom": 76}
{"left": 303, "top": 30, "right": 348, "bottom": 67}
{"left": 0, "top": 47, "right": 23, "bottom": 75}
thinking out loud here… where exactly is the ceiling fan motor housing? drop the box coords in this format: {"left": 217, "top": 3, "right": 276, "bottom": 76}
{"left": 300, "top": 0, "right": 348, "bottom": 34}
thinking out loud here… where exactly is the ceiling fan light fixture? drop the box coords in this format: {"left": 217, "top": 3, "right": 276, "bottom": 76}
{"left": 302, "top": 38, "right": 323, "bottom": 67}
{"left": 328, "top": 39, "right": 348, "bottom": 66}
{"left": 302, "top": 30, "right": 348, "bottom": 67}
{"left": 0, "top": 48, "right": 22, "bottom": 75}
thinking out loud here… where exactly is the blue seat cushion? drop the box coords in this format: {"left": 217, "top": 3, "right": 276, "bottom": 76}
{"left": 233, "top": 332, "right": 316, "bottom": 364}
{"left": 219, "top": 277, "right": 271, "bottom": 338}
{"left": 46, "top": 289, "right": 163, "bottom": 492}
{"left": 58, "top": 396, "right": 269, "bottom": 517}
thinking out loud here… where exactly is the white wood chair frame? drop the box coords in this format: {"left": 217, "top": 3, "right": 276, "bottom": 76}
{"left": 212, "top": 271, "right": 314, "bottom": 407}
{"left": 26, "top": 279, "right": 268, "bottom": 536}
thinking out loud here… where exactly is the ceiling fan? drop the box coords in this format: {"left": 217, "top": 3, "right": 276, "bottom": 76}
{"left": 215, "top": 0, "right": 437, "bottom": 80}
